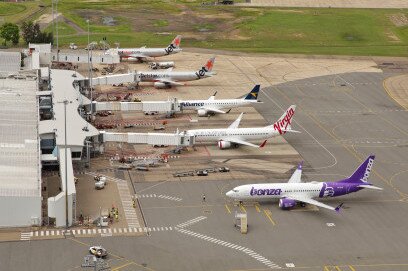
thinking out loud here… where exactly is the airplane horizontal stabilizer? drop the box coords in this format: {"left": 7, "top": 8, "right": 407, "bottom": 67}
{"left": 357, "top": 184, "right": 383, "bottom": 190}
{"left": 281, "top": 129, "right": 301, "bottom": 133}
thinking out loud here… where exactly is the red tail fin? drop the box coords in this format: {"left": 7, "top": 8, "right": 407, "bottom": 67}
{"left": 269, "top": 105, "right": 296, "bottom": 135}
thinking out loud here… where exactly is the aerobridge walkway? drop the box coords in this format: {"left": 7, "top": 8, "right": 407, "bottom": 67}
{"left": 92, "top": 98, "right": 182, "bottom": 114}
{"left": 89, "top": 72, "right": 138, "bottom": 86}
{"left": 75, "top": 72, "right": 138, "bottom": 88}
{"left": 100, "top": 130, "right": 195, "bottom": 147}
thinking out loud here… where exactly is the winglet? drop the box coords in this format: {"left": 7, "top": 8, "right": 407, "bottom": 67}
{"left": 335, "top": 203, "right": 344, "bottom": 213}
{"left": 259, "top": 140, "right": 267, "bottom": 148}
{"left": 213, "top": 91, "right": 217, "bottom": 97}
{"left": 297, "top": 161, "right": 303, "bottom": 170}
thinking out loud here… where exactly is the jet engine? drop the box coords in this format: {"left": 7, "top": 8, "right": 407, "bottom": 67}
{"left": 218, "top": 140, "right": 231, "bottom": 149}
{"left": 279, "top": 198, "right": 297, "bottom": 210}
{"left": 127, "top": 57, "right": 139, "bottom": 61}
{"left": 197, "top": 109, "right": 208, "bottom": 117}
{"left": 154, "top": 82, "right": 171, "bottom": 89}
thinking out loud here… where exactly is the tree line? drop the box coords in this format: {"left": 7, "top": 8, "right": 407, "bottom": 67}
{"left": 0, "top": 21, "right": 53, "bottom": 46}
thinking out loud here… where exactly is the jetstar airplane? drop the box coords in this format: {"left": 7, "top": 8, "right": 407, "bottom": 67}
{"left": 179, "top": 85, "right": 262, "bottom": 117}
{"left": 105, "top": 35, "right": 182, "bottom": 61}
{"left": 137, "top": 56, "right": 216, "bottom": 89}
{"left": 185, "top": 105, "right": 297, "bottom": 149}
{"left": 226, "top": 155, "right": 382, "bottom": 211}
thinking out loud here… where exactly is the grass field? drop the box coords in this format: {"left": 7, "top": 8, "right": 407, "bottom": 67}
{"left": 44, "top": 21, "right": 77, "bottom": 36}
{"left": 0, "top": 3, "right": 26, "bottom": 16}
{"left": 0, "top": 1, "right": 44, "bottom": 24}
{"left": 3, "top": 0, "right": 408, "bottom": 56}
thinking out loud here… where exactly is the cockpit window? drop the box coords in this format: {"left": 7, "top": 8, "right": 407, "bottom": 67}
{"left": 232, "top": 189, "right": 239, "bottom": 193}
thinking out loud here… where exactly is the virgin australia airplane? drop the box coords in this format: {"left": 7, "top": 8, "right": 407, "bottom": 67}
{"left": 226, "top": 155, "right": 382, "bottom": 211}
{"left": 180, "top": 85, "right": 262, "bottom": 117}
{"left": 137, "top": 56, "right": 216, "bottom": 88}
{"left": 106, "top": 35, "right": 182, "bottom": 61}
{"left": 186, "top": 105, "right": 297, "bottom": 149}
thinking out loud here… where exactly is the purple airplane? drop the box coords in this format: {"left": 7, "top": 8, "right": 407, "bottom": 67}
{"left": 226, "top": 155, "right": 383, "bottom": 211}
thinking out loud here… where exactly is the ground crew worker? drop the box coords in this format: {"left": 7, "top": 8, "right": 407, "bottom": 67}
{"left": 202, "top": 194, "right": 206, "bottom": 203}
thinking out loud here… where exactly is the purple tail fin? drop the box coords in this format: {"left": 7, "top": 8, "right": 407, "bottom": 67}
{"left": 338, "top": 155, "right": 375, "bottom": 184}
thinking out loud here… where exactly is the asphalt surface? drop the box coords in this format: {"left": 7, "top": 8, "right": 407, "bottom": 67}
{"left": 1, "top": 71, "right": 407, "bottom": 271}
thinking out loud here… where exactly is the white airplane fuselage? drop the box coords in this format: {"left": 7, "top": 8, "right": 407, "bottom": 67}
{"left": 138, "top": 71, "right": 212, "bottom": 83}
{"left": 227, "top": 183, "right": 324, "bottom": 201}
{"left": 180, "top": 99, "right": 258, "bottom": 111}
{"left": 187, "top": 127, "right": 280, "bottom": 143}
{"left": 116, "top": 48, "right": 182, "bottom": 58}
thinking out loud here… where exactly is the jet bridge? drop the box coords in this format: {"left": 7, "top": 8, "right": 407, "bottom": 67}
{"left": 89, "top": 72, "right": 139, "bottom": 86}
{"left": 74, "top": 72, "right": 139, "bottom": 89}
{"left": 99, "top": 130, "right": 195, "bottom": 147}
{"left": 93, "top": 99, "right": 182, "bottom": 115}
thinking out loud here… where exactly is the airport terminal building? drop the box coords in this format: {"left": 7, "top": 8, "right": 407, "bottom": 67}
{"left": 0, "top": 53, "right": 42, "bottom": 227}
{"left": 0, "top": 50, "right": 99, "bottom": 228}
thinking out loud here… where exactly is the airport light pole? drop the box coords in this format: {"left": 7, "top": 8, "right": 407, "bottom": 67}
{"left": 51, "top": 0, "right": 54, "bottom": 41}
{"left": 86, "top": 19, "right": 93, "bottom": 115}
{"left": 55, "top": 0, "right": 59, "bottom": 61}
{"left": 64, "top": 99, "right": 68, "bottom": 230}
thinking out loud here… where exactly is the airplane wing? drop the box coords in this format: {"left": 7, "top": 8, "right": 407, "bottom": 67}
{"left": 155, "top": 79, "right": 184, "bottom": 86}
{"left": 201, "top": 107, "right": 227, "bottom": 114}
{"left": 285, "top": 194, "right": 339, "bottom": 211}
{"left": 228, "top": 112, "right": 243, "bottom": 129}
{"left": 288, "top": 162, "right": 303, "bottom": 183}
{"left": 222, "top": 137, "right": 260, "bottom": 148}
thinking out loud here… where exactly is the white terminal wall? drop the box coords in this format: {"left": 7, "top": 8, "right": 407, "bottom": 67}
{"left": 0, "top": 75, "right": 42, "bottom": 227}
